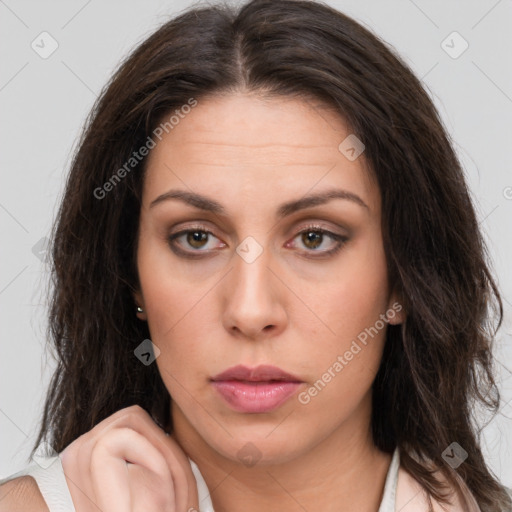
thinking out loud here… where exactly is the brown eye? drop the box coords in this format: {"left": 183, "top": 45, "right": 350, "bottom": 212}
{"left": 186, "top": 230, "right": 209, "bottom": 249}
{"left": 167, "top": 225, "right": 225, "bottom": 257}
{"left": 302, "top": 230, "right": 323, "bottom": 249}
{"left": 290, "top": 226, "right": 348, "bottom": 257}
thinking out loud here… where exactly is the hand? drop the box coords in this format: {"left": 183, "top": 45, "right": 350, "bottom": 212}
{"left": 59, "top": 405, "right": 200, "bottom": 512}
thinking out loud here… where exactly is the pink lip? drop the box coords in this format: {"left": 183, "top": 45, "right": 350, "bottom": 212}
{"left": 211, "top": 364, "right": 302, "bottom": 382}
{"left": 210, "top": 365, "right": 303, "bottom": 413}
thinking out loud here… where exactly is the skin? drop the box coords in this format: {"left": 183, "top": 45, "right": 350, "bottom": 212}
{"left": 0, "top": 476, "right": 49, "bottom": 512}
{"left": 133, "top": 91, "right": 405, "bottom": 512}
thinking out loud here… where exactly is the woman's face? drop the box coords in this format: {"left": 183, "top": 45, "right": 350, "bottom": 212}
{"left": 134, "top": 92, "right": 404, "bottom": 465}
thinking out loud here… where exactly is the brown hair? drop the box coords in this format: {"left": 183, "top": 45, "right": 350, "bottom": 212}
{"left": 32, "top": 0, "right": 511, "bottom": 510}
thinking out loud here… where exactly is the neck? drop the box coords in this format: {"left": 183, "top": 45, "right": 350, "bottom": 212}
{"left": 171, "top": 400, "right": 392, "bottom": 512}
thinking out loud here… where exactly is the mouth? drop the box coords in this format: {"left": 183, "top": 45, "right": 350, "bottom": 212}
{"left": 210, "top": 364, "right": 303, "bottom": 413}
{"left": 210, "top": 364, "right": 302, "bottom": 383}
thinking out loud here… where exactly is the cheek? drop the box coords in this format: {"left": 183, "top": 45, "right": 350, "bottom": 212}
{"left": 136, "top": 238, "right": 209, "bottom": 374}
{"left": 299, "top": 236, "right": 390, "bottom": 395}
{"left": 144, "top": 289, "right": 209, "bottom": 376}
{"left": 313, "top": 233, "right": 390, "bottom": 345}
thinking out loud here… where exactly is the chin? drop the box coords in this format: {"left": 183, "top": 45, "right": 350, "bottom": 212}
{"left": 209, "top": 431, "right": 307, "bottom": 468}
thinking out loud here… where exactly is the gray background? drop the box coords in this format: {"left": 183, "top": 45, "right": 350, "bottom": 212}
{"left": 1, "top": 0, "right": 511, "bottom": 490}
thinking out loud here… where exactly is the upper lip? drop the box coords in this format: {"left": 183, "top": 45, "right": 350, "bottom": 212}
{"left": 210, "top": 364, "right": 302, "bottom": 382}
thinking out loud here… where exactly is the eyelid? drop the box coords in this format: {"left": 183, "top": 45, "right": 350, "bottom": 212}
{"left": 293, "top": 221, "right": 346, "bottom": 235}
{"left": 169, "top": 219, "right": 346, "bottom": 238}
{"left": 169, "top": 222, "right": 219, "bottom": 238}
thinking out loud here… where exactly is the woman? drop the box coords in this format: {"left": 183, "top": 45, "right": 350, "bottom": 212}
{"left": 0, "top": 0, "right": 510, "bottom": 510}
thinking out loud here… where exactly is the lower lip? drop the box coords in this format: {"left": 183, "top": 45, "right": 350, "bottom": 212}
{"left": 211, "top": 380, "right": 302, "bottom": 413}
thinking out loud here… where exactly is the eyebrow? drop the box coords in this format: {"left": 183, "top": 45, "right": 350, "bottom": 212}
{"left": 149, "top": 187, "right": 369, "bottom": 218}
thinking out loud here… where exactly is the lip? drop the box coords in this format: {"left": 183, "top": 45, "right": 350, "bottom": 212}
{"left": 210, "top": 365, "right": 303, "bottom": 413}
{"left": 211, "top": 364, "right": 302, "bottom": 382}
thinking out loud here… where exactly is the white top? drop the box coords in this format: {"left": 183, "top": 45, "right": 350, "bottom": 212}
{"left": 0, "top": 447, "right": 400, "bottom": 511}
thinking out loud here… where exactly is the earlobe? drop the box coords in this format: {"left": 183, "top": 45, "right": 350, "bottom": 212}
{"left": 135, "top": 305, "right": 147, "bottom": 321}
{"left": 386, "top": 290, "right": 406, "bottom": 325}
{"left": 132, "top": 290, "right": 147, "bottom": 321}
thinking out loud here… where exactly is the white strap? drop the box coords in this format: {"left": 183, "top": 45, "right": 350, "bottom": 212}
{"left": 189, "top": 458, "right": 215, "bottom": 512}
{"left": 378, "top": 448, "right": 400, "bottom": 512}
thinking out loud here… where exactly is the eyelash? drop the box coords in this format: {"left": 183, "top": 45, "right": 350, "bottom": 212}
{"left": 167, "top": 223, "right": 348, "bottom": 259}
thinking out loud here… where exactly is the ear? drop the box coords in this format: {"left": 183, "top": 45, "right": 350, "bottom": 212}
{"left": 385, "top": 287, "right": 406, "bottom": 325}
{"left": 133, "top": 289, "right": 147, "bottom": 321}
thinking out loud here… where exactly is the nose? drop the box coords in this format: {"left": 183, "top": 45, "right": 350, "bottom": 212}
{"left": 221, "top": 242, "right": 288, "bottom": 341}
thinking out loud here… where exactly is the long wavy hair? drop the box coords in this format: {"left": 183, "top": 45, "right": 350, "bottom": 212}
{"left": 32, "top": 0, "right": 511, "bottom": 510}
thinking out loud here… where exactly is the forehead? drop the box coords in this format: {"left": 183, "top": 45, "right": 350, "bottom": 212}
{"left": 142, "top": 93, "right": 378, "bottom": 213}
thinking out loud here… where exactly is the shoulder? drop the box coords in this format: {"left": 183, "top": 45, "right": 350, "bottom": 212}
{"left": 0, "top": 475, "right": 50, "bottom": 512}
{"left": 396, "top": 464, "right": 480, "bottom": 512}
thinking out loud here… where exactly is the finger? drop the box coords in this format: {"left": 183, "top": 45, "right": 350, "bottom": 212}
{"left": 87, "top": 405, "right": 149, "bottom": 437}
{"left": 127, "top": 463, "right": 176, "bottom": 512}
{"left": 90, "top": 406, "right": 199, "bottom": 511}
{"left": 92, "top": 453, "right": 131, "bottom": 512}
{"left": 90, "top": 427, "right": 172, "bottom": 512}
